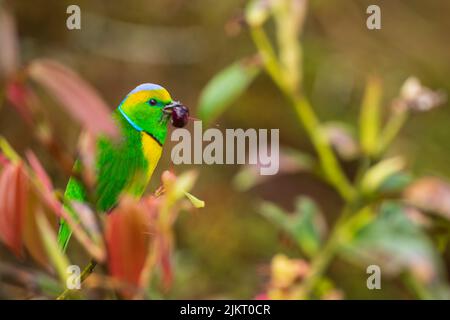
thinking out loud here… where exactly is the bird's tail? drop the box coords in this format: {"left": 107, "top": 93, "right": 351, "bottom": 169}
{"left": 57, "top": 162, "right": 88, "bottom": 252}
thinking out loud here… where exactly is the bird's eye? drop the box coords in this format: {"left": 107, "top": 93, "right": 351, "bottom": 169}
{"left": 149, "top": 99, "right": 157, "bottom": 106}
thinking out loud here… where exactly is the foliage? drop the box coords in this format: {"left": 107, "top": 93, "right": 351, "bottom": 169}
{"left": 0, "top": 4, "right": 203, "bottom": 299}
{"left": 1, "top": 0, "right": 450, "bottom": 300}
{"left": 198, "top": 0, "right": 449, "bottom": 299}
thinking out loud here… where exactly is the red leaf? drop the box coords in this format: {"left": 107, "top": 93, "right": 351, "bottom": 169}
{"left": 0, "top": 153, "right": 9, "bottom": 166}
{"left": 404, "top": 177, "right": 450, "bottom": 220}
{"left": 21, "top": 152, "right": 59, "bottom": 268}
{"left": 254, "top": 293, "right": 269, "bottom": 300}
{"left": 23, "top": 190, "right": 54, "bottom": 268}
{"left": 0, "top": 163, "right": 27, "bottom": 256}
{"left": 28, "top": 59, "right": 118, "bottom": 138}
{"left": 28, "top": 166, "right": 106, "bottom": 262}
{"left": 76, "top": 131, "right": 98, "bottom": 189}
{"left": 0, "top": 6, "right": 19, "bottom": 78}
{"left": 158, "top": 234, "right": 173, "bottom": 290}
{"left": 5, "top": 81, "right": 34, "bottom": 124}
{"left": 106, "top": 197, "right": 152, "bottom": 297}
{"left": 25, "top": 151, "right": 53, "bottom": 192}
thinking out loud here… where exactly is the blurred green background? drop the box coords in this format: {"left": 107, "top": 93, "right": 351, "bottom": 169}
{"left": 1, "top": 0, "right": 450, "bottom": 299}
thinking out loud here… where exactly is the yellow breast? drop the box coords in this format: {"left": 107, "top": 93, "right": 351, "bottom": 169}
{"left": 141, "top": 131, "right": 163, "bottom": 180}
{"left": 124, "top": 132, "right": 163, "bottom": 197}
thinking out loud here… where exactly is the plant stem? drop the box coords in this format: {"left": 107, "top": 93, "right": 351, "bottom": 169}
{"left": 294, "top": 203, "right": 353, "bottom": 298}
{"left": 378, "top": 109, "right": 409, "bottom": 155}
{"left": 56, "top": 260, "right": 97, "bottom": 300}
{"left": 250, "top": 24, "right": 358, "bottom": 297}
{"left": 250, "top": 27, "right": 290, "bottom": 95}
{"left": 250, "top": 26, "right": 354, "bottom": 200}
{"left": 291, "top": 96, "right": 354, "bottom": 200}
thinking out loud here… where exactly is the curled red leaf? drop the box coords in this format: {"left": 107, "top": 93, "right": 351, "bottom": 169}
{"left": 28, "top": 59, "right": 118, "bottom": 138}
{"left": 106, "top": 197, "right": 152, "bottom": 297}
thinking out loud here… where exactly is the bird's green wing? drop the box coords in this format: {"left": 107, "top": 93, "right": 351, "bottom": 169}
{"left": 95, "top": 125, "right": 148, "bottom": 212}
{"left": 57, "top": 123, "right": 148, "bottom": 252}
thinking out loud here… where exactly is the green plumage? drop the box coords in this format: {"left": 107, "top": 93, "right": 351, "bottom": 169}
{"left": 96, "top": 112, "right": 150, "bottom": 211}
{"left": 57, "top": 84, "right": 172, "bottom": 252}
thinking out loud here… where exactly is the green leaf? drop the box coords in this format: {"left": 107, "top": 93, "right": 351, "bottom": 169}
{"left": 291, "top": 197, "right": 324, "bottom": 257}
{"left": 168, "top": 170, "right": 197, "bottom": 200}
{"left": 184, "top": 192, "right": 205, "bottom": 209}
{"left": 232, "top": 166, "right": 262, "bottom": 192}
{"left": 36, "top": 211, "right": 71, "bottom": 285}
{"left": 340, "top": 201, "right": 449, "bottom": 298}
{"left": 378, "top": 172, "right": 412, "bottom": 193}
{"left": 360, "top": 77, "right": 382, "bottom": 156}
{"left": 198, "top": 58, "right": 260, "bottom": 125}
{"left": 361, "top": 157, "right": 405, "bottom": 194}
{"left": 260, "top": 196, "right": 325, "bottom": 257}
{"left": 0, "top": 136, "right": 20, "bottom": 163}
{"left": 259, "top": 201, "right": 290, "bottom": 231}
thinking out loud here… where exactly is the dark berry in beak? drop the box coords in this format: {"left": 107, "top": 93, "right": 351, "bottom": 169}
{"left": 171, "top": 104, "right": 189, "bottom": 128}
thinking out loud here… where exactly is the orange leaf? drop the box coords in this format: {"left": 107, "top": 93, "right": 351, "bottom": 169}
{"left": 0, "top": 162, "right": 27, "bottom": 256}
{"left": 106, "top": 197, "right": 152, "bottom": 297}
{"left": 23, "top": 189, "right": 56, "bottom": 268}
{"left": 0, "top": 156, "right": 55, "bottom": 267}
{"left": 28, "top": 59, "right": 118, "bottom": 138}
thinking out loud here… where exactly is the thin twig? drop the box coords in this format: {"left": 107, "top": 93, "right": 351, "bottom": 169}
{"left": 56, "top": 259, "right": 97, "bottom": 300}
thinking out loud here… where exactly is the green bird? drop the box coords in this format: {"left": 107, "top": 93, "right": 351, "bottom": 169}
{"left": 57, "top": 83, "right": 189, "bottom": 251}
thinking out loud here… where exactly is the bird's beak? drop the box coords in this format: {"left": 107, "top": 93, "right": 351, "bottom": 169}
{"left": 163, "top": 101, "right": 182, "bottom": 115}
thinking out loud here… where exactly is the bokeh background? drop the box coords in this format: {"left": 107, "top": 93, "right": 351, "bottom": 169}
{"left": 1, "top": 0, "right": 450, "bottom": 299}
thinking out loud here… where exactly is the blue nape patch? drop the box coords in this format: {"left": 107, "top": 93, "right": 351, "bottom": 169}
{"left": 129, "top": 83, "right": 164, "bottom": 95}
{"left": 118, "top": 105, "right": 143, "bottom": 132}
